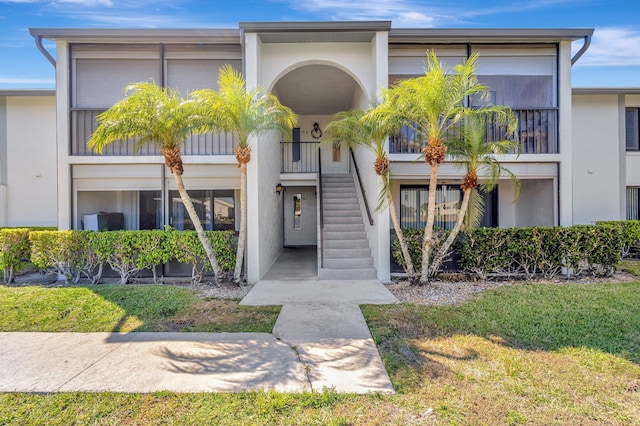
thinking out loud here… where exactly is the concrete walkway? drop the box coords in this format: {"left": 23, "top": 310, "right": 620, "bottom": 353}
{"left": 0, "top": 279, "right": 398, "bottom": 394}
{"left": 242, "top": 280, "right": 398, "bottom": 393}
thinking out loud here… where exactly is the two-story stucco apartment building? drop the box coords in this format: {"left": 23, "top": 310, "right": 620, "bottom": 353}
{"left": 1, "top": 21, "right": 639, "bottom": 283}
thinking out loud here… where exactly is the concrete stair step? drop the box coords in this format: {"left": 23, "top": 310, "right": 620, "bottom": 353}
{"left": 323, "top": 231, "right": 367, "bottom": 240}
{"left": 323, "top": 216, "right": 363, "bottom": 224}
{"left": 324, "top": 187, "right": 357, "bottom": 194}
{"left": 318, "top": 268, "right": 377, "bottom": 280}
{"left": 323, "top": 201, "right": 358, "bottom": 207}
{"left": 322, "top": 181, "right": 354, "bottom": 187}
{"left": 323, "top": 210, "right": 361, "bottom": 217}
{"left": 324, "top": 248, "right": 371, "bottom": 259}
{"left": 322, "top": 192, "right": 357, "bottom": 199}
{"left": 324, "top": 257, "right": 373, "bottom": 269}
{"left": 323, "top": 223, "right": 365, "bottom": 232}
{"left": 323, "top": 239, "right": 369, "bottom": 249}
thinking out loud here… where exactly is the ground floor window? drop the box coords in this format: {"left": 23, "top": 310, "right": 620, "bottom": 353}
{"left": 627, "top": 187, "right": 640, "bottom": 220}
{"left": 139, "top": 191, "right": 162, "bottom": 230}
{"left": 169, "top": 190, "right": 235, "bottom": 231}
{"left": 400, "top": 185, "right": 497, "bottom": 230}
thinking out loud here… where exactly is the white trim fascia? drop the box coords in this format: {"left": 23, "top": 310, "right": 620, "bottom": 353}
{"left": 66, "top": 155, "right": 237, "bottom": 165}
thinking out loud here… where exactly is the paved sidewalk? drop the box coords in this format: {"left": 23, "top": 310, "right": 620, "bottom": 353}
{"left": 0, "top": 280, "right": 398, "bottom": 394}
{"left": 0, "top": 332, "right": 309, "bottom": 393}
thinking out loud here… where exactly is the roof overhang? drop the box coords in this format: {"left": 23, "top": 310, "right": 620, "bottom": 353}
{"left": 0, "top": 89, "right": 55, "bottom": 97}
{"left": 29, "top": 28, "right": 241, "bottom": 44}
{"left": 389, "top": 28, "right": 594, "bottom": 44}
{"left": 239, "top": 21, "right": 391, "bottom": 43}
{"left": 573, "top": 87, "right": 640, "bottom": 95}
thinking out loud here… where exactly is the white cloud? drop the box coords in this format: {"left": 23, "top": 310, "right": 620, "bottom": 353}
{"left": 0, "top": 76, "right": 55, "bottom": 84}
{"left": 56, "top": 0, "right": 113, "bottom": 6}
{"left": 272, "top": 0, "right": 585, "bottom": 27}
{"left": 65, "top": 11, "right": 180, "bottom": 27}
{"left": 275, "top": 0, "right": 445, "bottom": 27}
{"left": 574, "top": 27, "right": 640, "bottom": 67}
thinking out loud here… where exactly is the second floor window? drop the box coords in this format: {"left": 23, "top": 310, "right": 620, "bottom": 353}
{"left": 626, "top": 108, "right": 639, "bottom": 151}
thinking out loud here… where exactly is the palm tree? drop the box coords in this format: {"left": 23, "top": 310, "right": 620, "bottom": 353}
{"left": 369, "top": 51, "right": 507, "bottom": 284}
{"left": 192, "top": 65, "right": 297, "bottom": 285}
{"left": 428, "top": 113, "right": 520, "bottom": 279}
{"left": 325, "top": 108, "right": 417, "bottom": 283}
{"left": 87, "top": 82, "right": 223, "bottom": 283}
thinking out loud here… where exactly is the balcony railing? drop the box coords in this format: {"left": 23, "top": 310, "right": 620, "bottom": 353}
{"left": 281, "top": 141, "right": 319, "bottom": 173}
{"left": 389, "top": 108, "right": 558, "bottom": 155}
{"left": 71, "top": 108, "right": 237, "bottom": 156}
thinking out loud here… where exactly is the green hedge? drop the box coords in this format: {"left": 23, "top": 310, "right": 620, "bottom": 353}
{"left": 4, "top": 229, "right": 236, "bottom": 284}
{"left": 595, "top": 220, "right": 640, "bottom": 257}
{"left": 392, "top": 224, "right": 625, "bottom": 280}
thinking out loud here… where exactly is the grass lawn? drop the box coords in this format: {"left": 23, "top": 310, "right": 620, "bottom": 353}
{"left": 0, "top": 284, "right": 280, "bottom": 333}
{"left": 1, "top": 281, "right": 640, "bottom": 424}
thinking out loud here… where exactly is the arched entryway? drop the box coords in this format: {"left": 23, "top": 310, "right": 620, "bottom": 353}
{"left": 263, "top": 63, "right": 375, "bottom": 280}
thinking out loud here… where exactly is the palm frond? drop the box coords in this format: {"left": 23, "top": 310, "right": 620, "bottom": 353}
{"left": 88, "top": 81, "right": 201, "bottom": 154}
{"left": 464, "top": 188, "right": 485, "bottom": 230}
{"left": 191, "top": 66, "right": 297, "bottom": 148}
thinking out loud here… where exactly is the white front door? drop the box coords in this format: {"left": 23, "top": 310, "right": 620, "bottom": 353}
{"left": 284, "top": 186, "right": 317, "bottom": 246}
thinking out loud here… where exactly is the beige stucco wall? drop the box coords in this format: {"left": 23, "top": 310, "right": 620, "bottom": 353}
{"left": 572, "top": 94, "right": 625, "bottom": 223}
{"left": 4, "top": 96, "right": 57, "bottom": 227}
{"left": 261, "top": 42, "right": 376, "bottom": 99}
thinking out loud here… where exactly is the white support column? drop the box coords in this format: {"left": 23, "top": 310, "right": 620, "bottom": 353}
{"left": 558, "top": 41, "right": 573, "bottom": 226}
{"left": 373, "top": 30, "right": 391, "bottom": 281}
{"left": 56, "top": 41, "right": 71, "bottom": 230}
{"left": 244, "top": 32, "right": 261, "bottom": 284}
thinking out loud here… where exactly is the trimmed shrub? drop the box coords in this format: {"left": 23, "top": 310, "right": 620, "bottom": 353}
{"left": 391, "top": 228, "right": 451, "bottom": 274}
{"left": 90, "top": 230, "right": 171, "bottom": 285}
{"left": 458, "top": 227, "right": 513, "bottom": 280}
{"left": 28, "top": 229, "right": 236, "bottom": 285}
{"left": 30, "top": 230, "right": 87, "bottom": 284}
{"left": 596, "top": 220, "right": 640, "bottom": 257}
{"left": 395, "top": 224, "right": 624, "bottom": 281}
{"left": 0, "top": 228, "right": 31, "bottom": 283}
{"left": 459, "top": 225, "right": 623, "bottom": 280}
{"left": 167, "top": 230, "right": 236, "bottom": 284}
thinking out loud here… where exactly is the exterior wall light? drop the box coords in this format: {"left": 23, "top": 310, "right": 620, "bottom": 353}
{"left": 275, "top": 183, "right": 283, "bottom": 194}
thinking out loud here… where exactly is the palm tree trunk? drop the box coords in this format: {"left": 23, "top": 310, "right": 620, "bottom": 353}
{"left": 420, "top": 164, "right": 440, "bottom": 284}
{"left": 173, "top": 172, "right": 221, "bottom": 283}
{"left": 429, "top": 187, "right": 471, "bottom": 279}
{"left": 233, "top": 161, "right": 247, "bottom": 284}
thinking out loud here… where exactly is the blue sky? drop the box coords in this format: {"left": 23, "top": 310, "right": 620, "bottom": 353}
{"left": 1, "top": 0, "right": 640, "bottom": 89}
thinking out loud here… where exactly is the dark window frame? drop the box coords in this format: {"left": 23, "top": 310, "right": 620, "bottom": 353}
{"left": 626, "top": 108, "right": 640, "bottom": 151}
{"left": 399, "top": 184, "right": 498, "bottom": 230}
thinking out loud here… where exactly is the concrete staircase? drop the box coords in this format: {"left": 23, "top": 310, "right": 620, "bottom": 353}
{"left": 319, "top": 174, "right": 376, "bottom": 280}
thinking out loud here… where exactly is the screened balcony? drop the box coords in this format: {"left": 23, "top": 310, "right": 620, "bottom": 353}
{"left": 389, "top": 108, "right": 558, "bottom": 155}
{"left": 70, "top": 108, "right": 237, "bottom": 156}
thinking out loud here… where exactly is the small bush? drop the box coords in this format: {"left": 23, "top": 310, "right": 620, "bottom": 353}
{"left": 167, "top": 230, "right": 236, "bottom": 284}
{"left": 0, "top": 228, "right": 31, "bottom": 283}
{"left": 30, "top": 230, "right": 89, "bottom": 284}
{"left": 596, "top": 220, "right": 640, "bottom": 257}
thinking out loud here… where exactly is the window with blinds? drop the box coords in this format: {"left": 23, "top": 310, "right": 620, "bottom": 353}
{"left": 400, "top": 185, "right": 498, "bottom": 230}
{"left": 626, "top": 108, "right": 639, "bottom": 151}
